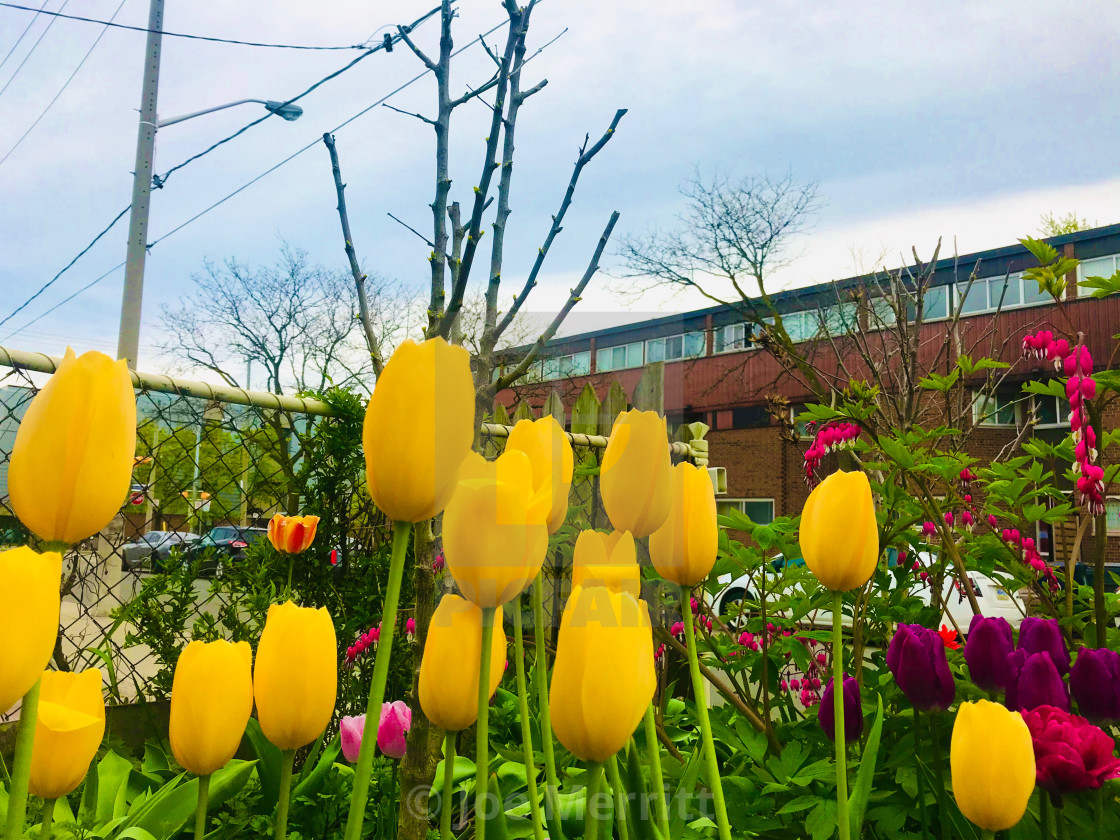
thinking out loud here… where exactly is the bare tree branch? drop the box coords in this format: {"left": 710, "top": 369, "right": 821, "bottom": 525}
{"left": 381, "top": 102, "right": 436, "bottom": 125}
{"left": 322, "top": 132, "right": 385, "bottom": 378}
{"left": 386, "top": 212, "right": 435, "bottom": 248}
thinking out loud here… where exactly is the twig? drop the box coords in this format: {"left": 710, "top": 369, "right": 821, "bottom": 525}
{"left": 382, "top": 102, "right": 436, "bottom": 125}
{"left": 494, "top": 108, "right": 627, "bottom": 339}
{"left": 386, "top": 212, "right": 435, "bottom": 248}
{"left": 322, "top": 133, "right": 384, "bottom": 377}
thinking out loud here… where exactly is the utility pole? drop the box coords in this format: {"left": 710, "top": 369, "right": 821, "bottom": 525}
{"left": 116, "top": 0, "right": 165, "bottom": 369}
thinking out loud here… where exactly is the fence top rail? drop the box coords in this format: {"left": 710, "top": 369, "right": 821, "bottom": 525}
{"left": 481, "top": 421, "right": 695, "bottom": 459}
{"left": 0, "top": 345, "right": 337, "bottom": 417}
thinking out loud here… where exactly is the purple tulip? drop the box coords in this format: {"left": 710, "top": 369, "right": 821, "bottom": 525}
{"left": 964, "top": 615, "right": 1014, "bottom": 693}
{"left": 1018, "top": 616, "right": 1069, "bottom": 675}
{"left": 1006, "top": 650, "right": 1070, "bottom": 712}
{"left": 1070, "top": 648, "right": 1120, "bottom": 724}
{"left": 885, "top": 624, "right": 954, "bottom": 711}
{"left": 818, "top": 675, "right": 862, "bottom": 742}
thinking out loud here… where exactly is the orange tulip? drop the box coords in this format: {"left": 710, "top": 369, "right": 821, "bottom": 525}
{"left": 267, "top": 514, "right": 320, "bottom": 554}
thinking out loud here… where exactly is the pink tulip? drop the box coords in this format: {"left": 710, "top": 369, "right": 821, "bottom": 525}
{"left": 378, "top": 700, "right": 412, "bottom": 759}
{"left": 340, "top": 715, "right": 366, "bottom": 763}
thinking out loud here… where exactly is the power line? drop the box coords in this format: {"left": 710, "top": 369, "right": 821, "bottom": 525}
{"left": 0, "top": 0, "right": 48, "bottom": 73}
{"left": 0, "top": 1, "right": 376, "bottom": 50}
{"left": 0, "top": 0, "right": 128, "bottom": 168}
{"left": 1, "top": 261, "right": 125, "bottom": 342}
{"left": 0, "top": 0, "right": 71, "bottom": 101}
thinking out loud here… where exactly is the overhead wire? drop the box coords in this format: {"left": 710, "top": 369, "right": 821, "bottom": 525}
{"left": 0, "top": 0, "right": 129, "bottom": 168}
{"left": 0, "top": 0, "right": 49, "bottom": 73}
{"left": 0, "top": 0, "right": 71, "bottom": 101}
{"left": 0, "top": 2, "right": 376, "bottom": 50}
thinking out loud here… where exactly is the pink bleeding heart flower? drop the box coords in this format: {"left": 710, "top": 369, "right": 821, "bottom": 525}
{"left": 406, "top": 617, "right": 416, "bottom": 643}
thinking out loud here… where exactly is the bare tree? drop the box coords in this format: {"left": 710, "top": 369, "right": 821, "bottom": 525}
{"left": 158, "top": 245, "right": 409, "bottom": 396}
{"left": 323, "top": 3, "right": 625, "bottom": 838}
{"left": 1038, "top": 210, "right": 1094, "bottom": 237}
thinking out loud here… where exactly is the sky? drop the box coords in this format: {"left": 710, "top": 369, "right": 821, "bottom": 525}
{"left": 0, "top": 0, "right": 1117, "bottom": 372}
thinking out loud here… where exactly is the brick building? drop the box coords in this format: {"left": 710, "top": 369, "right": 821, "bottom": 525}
{"left": 495, "top": 224, "right": 1120, "bottom": 563}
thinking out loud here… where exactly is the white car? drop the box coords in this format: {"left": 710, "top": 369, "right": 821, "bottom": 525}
{"left": 711, "top": 552, "right": 1026, "bottom": 634}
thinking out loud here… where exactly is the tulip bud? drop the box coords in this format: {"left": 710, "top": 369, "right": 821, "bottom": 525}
{"left": 444, "top": 450, "right": 549, "bottom": 608}
{"left": 649, "top": 462, "right": 718, "bottom": 586}
{"left": 818, "top": 675, "right": 862, "bottom": 742}
{"left": 1006, "top": 650, "right": 1069, "bottom": 712}
{"left": 363, "top": 338, "right": 475, "bottom": 522}
{"left": 799, "top": 470, "right": 879, "bottom": 592}
{"left": 419, "top": 595, "right": 506, "bottom": 732}
{"left": 267, "top": 514, "right": 320, "bottom": 554}
{"left": 378, "top": 701, "right": 412, "bottom": 759}
{"left": 600, "top": 410, "right": 672, "bottom": 538}
{"left": 254, "top": 601, "right": 338, "bottom": 750}
{"left": 506, "top": 416, "right": 574, "bottom": 534}
{"left": 1017, "top": 617, "right": 1069, "bottom": 675}
{"left": 0, "top": 547, "right": 62, "bottom": 714}
{"left": 1070, "top": 648, "right": 1120, "bottom": 724}
{"left": 885, "top": 624, "right": 955, "bottom": 711}
{"left": 9, "top": 348, "right": 137, "bottom": 544}
{"left": 29, "top": 669, "right": 105, "bottom": 799}
{"left": 551, "top": 586, "right": 656, "bottom": 762}
{"left": 170, "top": 640, "right": 253, "bottom": 776}
{"left": 571, "top": 530, "right": 640, "bottom": 598}
{"left": 950, "top": 700, "right": 1035, "bottom": 831}
{"left": 340, "top": 714, "right": 365, "bottom": 763}
{"left": 964, "top": 615, "right": 1015, "bottom": 693}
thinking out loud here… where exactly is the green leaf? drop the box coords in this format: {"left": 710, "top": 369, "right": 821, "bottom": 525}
{"left": 244, "top": 717, "right": 283, "bottom": 810}
{"left": 1022, "top": 379, "right": 1065, "bottom": 398}
{"left": 1019, "top": 236, "right": 1059, "bottom": 266}
{"left": 778, "top": 794, "right": 825, "bottom": 814}
{"left": 487, "top": 775, "right": 510, "bottom": 840}
{"left": 918, "top": 370, "right": 960, "bottom": 392}
{"left": 668, "top": 749, "right": 703, "bottom": 837}
{"left": 115, "top": 829, "right": 159, "bottom": 840}
{"left": 623, "top": 741, "right": 661, "bottom": 840}
{"left": 292, "top": 733, "right": 341, "bottom": 802}
{"left": 878, "top": 436, "right": 915, "bottom": 469}
{"left": 806, "top": 799, "right": 838, "bottom": 840}
{"left": 433, "top": 755, "right": 477, "bottom": 787}
{"left": 95, "top": 750, "right": 134, "bottom": 823}
{"left": 120, "top": 760, "right": 256, "bottom": 840}
{"left": 848, "top": 694, "right": 885, "bottom": 837}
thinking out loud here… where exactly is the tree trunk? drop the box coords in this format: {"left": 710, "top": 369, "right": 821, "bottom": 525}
{"left": 396, "top": 520, "right": 444, "bottom": 840}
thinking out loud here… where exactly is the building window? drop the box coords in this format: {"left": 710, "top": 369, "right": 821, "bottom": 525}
{"left": 646, "top": 331, "right": 705, "bottom": 363}
{"left": 731, "top": 406, "right": 770, "bottom": 429}
{"left": 540, "top": 351, "right": 590, "bottom": 381}
{"left": 906, "top": 284, "right": 951, "bottom": 321}
{"left": 955, "top": 272, "right": 1055, "bottom": 315}
{"left": 1079, "top": 254, "right": 1120, "bottom": 285}
{"left": 716, "top": 498, "right": 775, "bottom": 525}
{"left": 972, "top": 387, "right": 1067, "bottom": 428}
{"left": 715, "top": 322, "right": 752, "bottom": 353}
{"left": 789, "top": 404, "right": 814, "bottom": 439}
{"left": 1107, "top": 497, "right": 1120, "bottom": 535}
{"left": 596, "top": 342, "right": 644, "bottom": 372}
{"left": 870, "top": 296, "right": 898, "bottom": 327}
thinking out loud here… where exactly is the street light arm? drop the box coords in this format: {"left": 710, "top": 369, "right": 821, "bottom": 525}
{"left": 156, "top": 99, "right": 267, "bottom": 128}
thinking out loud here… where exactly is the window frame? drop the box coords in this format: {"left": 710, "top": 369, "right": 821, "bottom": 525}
{"left": 716, "top": 497, "right": 776, "bottom": 525}
{"left": 645, "top": 330, "right": 706, "bottom": 363}
{"left": 971, "top": 387, "right": 1068, "bottom": 429}
{"left": 954, "top": 271, "right": 1056, "bottom": 316}
{"left": 596, "top": 341, "right": 644, "bottom": 373}
{"left": 1077, "top": 254, "right": 1120, "bottom": 285}
{"left": 714, "top": 322, "right": 752, "bottom": 354}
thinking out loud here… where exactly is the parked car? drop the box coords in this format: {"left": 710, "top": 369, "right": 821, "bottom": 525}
{"left": 186, "top": 526, "right": 268, "bottom": 575}
{"left": 121, "top": 531, "right": 199, "bottom": 572}
{"left": 712, "top": 551, "right": 1026, "bottom": 634}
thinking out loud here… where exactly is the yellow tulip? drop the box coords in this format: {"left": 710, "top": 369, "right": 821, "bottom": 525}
{"left": 799, "top": 469, "right": 879, "bottom": 592}
{"left": 571, "top": 530, "right": 640, "bottom": 598}
{"left": 600, "top": 410, "right": 672, "bottom": 538}
{"left": 649, "top": 462, "right": 718, "bottom": 586}
{"left": 28, "top": 669, "right": 105, "bottom": 799}
{"left": 506, "top": 416, "right": 574, "bottom": 534}
{"left": 170, "top": 640, "right": 254, "bottom": 776}
{"left": 443, "top": 450, "right": 549, "bottom": 608}
{"left": 550, "top": 586, "right": 655, "bottom": 762}
{"left": 951, "top": 700, "right": 1035, "bottom": 831}
{"left": 267, "top": 514, "right": 320, "bottom": 554}
{"left": 9, "top": 348, "right": 137, "bottom": 545}
{"left": 0, "top": 547, "right": 61, "bottom": 714}
{"left": 419, "top": 595, "right": 507, "bottom": 731}
{"left": 254, "top": 601, "right": 337, "bottom": 751}
{"left": 363, "top": 337, "right": 475, "bottom": 523}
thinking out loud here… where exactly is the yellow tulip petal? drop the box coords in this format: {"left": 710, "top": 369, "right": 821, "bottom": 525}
{"left": 171, "top": 640, "right": 254, "bottom": 776}
{"left": 601, "top": 411, "right": 672, "bottom": 538}
{"left": 650, "top": 463, "right": 718, "bottom": 586}
{"left": 951, "top": 700, "right": 1035, "bottom": 831}
{"left": 800, "top": 470, "right": 879, "bottom": 592}
{"left": 0, "top": 548, "right": 62, "bottom": 713}
{"left": 29, "top": 669, "right": 105, "bottom": 800}
{"left": 506, "top": 416, "right": 574, "bottom": 533}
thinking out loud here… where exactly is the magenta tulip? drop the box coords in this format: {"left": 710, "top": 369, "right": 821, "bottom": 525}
{"left": 1021, "top": 705, "right": 1120, "bottom": 794}
{"left": 378, "top": 700, "right": 412, "bottom": 759}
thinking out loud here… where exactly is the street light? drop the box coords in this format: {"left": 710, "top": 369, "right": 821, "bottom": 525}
{"left": 115, "top": 0, "right": 306, "bottom": 370}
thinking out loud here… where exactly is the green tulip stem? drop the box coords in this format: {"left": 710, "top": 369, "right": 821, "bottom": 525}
{"left": 1095, "top": 786, "right": 1104, "bottom": 840}
{"left": 682, "top": 587, "right": 732, "bottom": 840}
{"left": 830, "top": 591, "right": 851, "bottom": 840}
{"left": 531, "top": 570, "right": 566, "bottom": 840}
{"left": 275, "top": 750, "right": 296, "bottom": 839}
{"left": 584, "top": 762, "right": 604, "bottom": 840}
{"left": 928, "top": 712, "right": 950, "bottom": 840}
{"left": 476, "top": 606, "right": 497, "bottom": 840}
{"left": 285, "top": 553, "right": 294, "bottom": 601}
{"left": 440, "top": 732, "right": 456, "bottom": 840}
{"left": 1041, "top": 790, "right": 1052, "bottom": 840}
{"left": 194, "top": 775, "right": 210, "bottom": 840}
{"left": 979, "top": 832, "right": 995, "bottom": 840}
{"left": 643, "top": 704, "right": 671, "bottom": 839}
{"left": 912, "top": 707, "right": 929, "bottom": 840}
{"left": 607, "top": 754, "right": 630, "bottom": 840}
{"left": 342, "top": 519, "right": 413, "bottom": 840}
{"left": 39, "top": 799, "right": 55, "bottom": 840}
{"left": 3, "top": 677, "right": 41, "bottom": 840}
{"left": 512, "top": 600, "right": 545, "bottom": 840}
{"left": 1055, "top": 798, "right": 1071, "bottom": 840}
